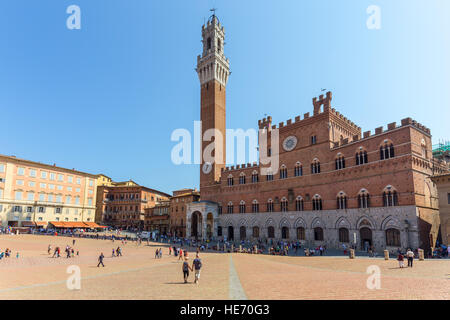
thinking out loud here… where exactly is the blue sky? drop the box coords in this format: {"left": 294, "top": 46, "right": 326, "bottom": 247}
{"left": 0, "top": 0, "right": 448, "bottom": 194}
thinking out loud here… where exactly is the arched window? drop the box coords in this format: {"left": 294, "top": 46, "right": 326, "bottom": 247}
{"left": 266, "top": 171, "right": 274, "bottom": 181}
{"left": 281, "top": 227, "right": 289, "bottom": 239}
{"left": 227, "top": 175, "right": 234, "bottom": 186}
{"left": 218, "top": 204, "right": 222, "bottom": 214}
{"left": 207, "top": 37, "right": 212, "bottom": 50}
{"left": 358, "top": 189, "right": 370, "bottom": 208}
{"left": 239, "top": 200, "right": 246, "bottom": 213}
{"left": 311, "top": 158, "right": 321, "bottom": 174}
{"left": 252, "top": 200, "right": 259, "bottom": 213}
{"left": 227, "top": 202, "right": 234, "bottom": 214}
{"left": 336, "top": 191, "right": 347, "bottom": 209}
{"left": 217, "top": 39, "right": 221, "bottom": 52}
{"left": 355, "top": 148, "right": 368, "bottom": 165}
{"left": 295, "top": 196, "right": 304, "bottom": 211}
{"left": 251, "top": 171, "right": 259, "bottom": 183}
{"left": 339, "top": 228, "right": 349, "bottom": 243}
{"left": 280, "top": 197, "right": 288, "bottom": 212}
{"left": 421, "top": 139, "right": 427, "bottom": 159}
{"left": 240, "top": 226, "right": 246, "bottom": 240}
{"left": 314, "top": 227, "right": 324, "bottom": 241}
{"left": 252, "top": 226, "right": 259, "bottom": 238}
{"left": 383, "top": 186, "right": 399, "bottom": 207}
{"left": 280, "top": 165, "right": 288, "bottom": 179}
{"left": 335, "top": 153, "right": 346, "bottom": 170}
{"left": 268, "top": 226, "right": 275, "bottom": 238}
{"left": 296, "top": 227, "right": 305, "bottom": 240}
{"left": 386, "top": 228, "right": 401, "bottom": 246}
{"left": 294, "top": 162, "right": 303, "bottom": 177}
{"left": 267, "top": 199, "right": 274, "bottom": 212}
{"left": 380, "top": 140, "right": 395, "bottom": 160}
{"left": 239, "top": 172, "right": 246, "bottom": 185}
{"left": 217, "top": 226, "right": 222, "bottom": 237}
{"left": 312, "top": 194, "right": 322, "bottom": 211}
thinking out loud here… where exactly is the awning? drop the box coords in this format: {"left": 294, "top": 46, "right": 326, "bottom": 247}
{"left": 35, "top": 221, "right": 47, "bottom": 227}
{"left": 21, "top": 221, "right": 36, "bottom": 227}
{"left": 49, "top": 221, "right": 67, "bottom": 228}
{"left": 83, "top": 222, "right": 103, "bottom": 228}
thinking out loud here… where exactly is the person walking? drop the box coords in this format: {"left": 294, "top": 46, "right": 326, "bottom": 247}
{"left": 97, "top": 252, "right": 105, "bottom": 267}
{"left": 182, "top": 257, "right": 192, "bottom": 283}
{"left": 406, "top": 248, "right": 414, "bottom": 267}
{"left": 192, "top": 254, "right": 202, "bottom": 285}
{"left": 112, "top": 248, "right": 115, "bottom": 257}
{"left": 397, "top": 252, "right": 405, "bottom": 268}
{"left": 178, "top": 248, "right": 184, "bottom": 261}
{"left": 48, "top": 244, "right": 52, "bottom": 255}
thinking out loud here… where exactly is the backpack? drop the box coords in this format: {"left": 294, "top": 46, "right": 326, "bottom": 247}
{"left": 194, "top": 258, "right": 202, "bottom": 270}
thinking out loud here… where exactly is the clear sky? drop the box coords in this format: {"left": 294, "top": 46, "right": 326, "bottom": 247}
{"left": 0, "top": 0, "right": 448, "bottom": 194}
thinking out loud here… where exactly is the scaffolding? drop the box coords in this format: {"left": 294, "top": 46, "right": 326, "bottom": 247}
{"left": 432, "top": 140, "right": 450, "bottom": 161}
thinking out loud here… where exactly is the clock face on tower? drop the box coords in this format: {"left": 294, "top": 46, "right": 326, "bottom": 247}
{"left": 283, "top": 136, "right": 298, "bottom": 151}
{"left": 202, "top": 162, "right": 212, "bottom": 174}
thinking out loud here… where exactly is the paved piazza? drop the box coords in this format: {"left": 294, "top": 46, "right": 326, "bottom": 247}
{"left": 0, "top": 235, "right": 448, "bottom": 300}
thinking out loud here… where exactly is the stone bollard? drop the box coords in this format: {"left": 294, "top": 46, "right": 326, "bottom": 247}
{"left": 224, "top": 244, "right": 227, "bottom": 252}
{"left": 349, "top": 248, "right": 355, "bottom": 259}
{"left": 384, "top": 250, "right": 389, "bottom": 260}
{"left": 239, "top": 245, "right": 242, "bottom": 253}
{"left": 254, "top": 245, "right": 258, "bottom": 254}
{"left": 418, "top": 249, "right": 424, "bottom": 261}
{"left": 231, "top": 244, "right": 234, "bottom": 253}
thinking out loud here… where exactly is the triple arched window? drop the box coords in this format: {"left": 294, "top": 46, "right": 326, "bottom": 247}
{"left": 267, "top": 199, "right": 274, "bottom": 212}
{"left": 239, "top": 200, "right": 246, "bottom": 213}
{"left": 227, "top": 175, "right": 234, "bottom": 186}
{"left": 336, "top": 192, "right": 347, "bottom": 209}
{"left": 294, "top": 162, "right": 303, "bottom": 177}
{"left": 251, "top": 171, "right": 259, "bottom": 183}
{"left": 280, "top": 197, "right": 288, "bottom": 212}
{"left": 312, "top": 195, "right": 322, "bottom": 211}
{"left": 380, "top": 141, "right": 395, "bottom": 160}
{"left": 252, "top": 200, "right": 259, "bottom": 213}
{"left": 356, "top": 148, "right": 368, "bottom": 165}
{"left": 383, "top": 186, "right": 398, "bottom": 207}
{"left": 227, "top": 202, "right": 234, "bottom": 214}
{"left": 358, "top": 189, "right": 370, "bottom": 208}
{"left": 335, "top": 154, "right": 346, "bottom": 170}
{"left": 280, "top": 165, "right": 288, "bottom": 179}
{"left": 239, "top": 173, "right": 246, "bottom": 185}
{"left": 295, "top": 196, "right": 304, "bottom": 211}
{"left": 311, "top": 159, "right": 321, "bottom": 174}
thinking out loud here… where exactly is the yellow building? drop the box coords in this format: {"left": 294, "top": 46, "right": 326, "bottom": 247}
{"left": 0, "top": 154, "right": 98, "bottom": 228}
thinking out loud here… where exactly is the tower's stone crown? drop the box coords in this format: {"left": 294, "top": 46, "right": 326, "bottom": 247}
{"left": 196, "top": 15, "right": 230, "bottom": 87}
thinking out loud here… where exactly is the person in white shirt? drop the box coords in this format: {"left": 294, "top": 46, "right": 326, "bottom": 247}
{"left": 406, "top": 248, "right": 414, "bottom": 267}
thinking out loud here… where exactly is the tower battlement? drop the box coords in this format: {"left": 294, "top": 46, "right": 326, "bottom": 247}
{"left": 313, "top": 91, "right": 332, "bottom": 115}
{"left": 258, "top": 116, "right": 272, "bottom": 130}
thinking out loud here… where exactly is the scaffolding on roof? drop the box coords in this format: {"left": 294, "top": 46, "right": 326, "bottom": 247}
{"left": 432, "top": 140, "right": 450, "bottom": 160}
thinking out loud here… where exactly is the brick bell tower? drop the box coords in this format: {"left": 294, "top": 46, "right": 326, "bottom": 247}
{"left": 196, "top": 13, "right": 230, "bottom": 188}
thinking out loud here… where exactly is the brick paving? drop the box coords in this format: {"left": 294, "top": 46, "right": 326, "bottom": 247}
{"left": 0, "top": 234, "right": 448, "bottom": 299}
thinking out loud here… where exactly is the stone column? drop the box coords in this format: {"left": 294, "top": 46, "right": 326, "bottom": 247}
{"left": 202, "top": 213, "right": 207, "bottom": 241}
{"left": 186, "top": 212, "right": 191, "bottom": 238}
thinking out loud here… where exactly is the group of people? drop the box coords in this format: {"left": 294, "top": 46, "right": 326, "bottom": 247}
{"left": 111, "top": 246, "right": 123, "bottom": 257}
{"left": 397, "top": 248, "right": 416, "bottom": 268}
{"left": 154, "top": 248, "right": 163, "bottom": 259}
{"left": 182, "top": 253, "right": 202, "bottom": 284}
{"left": 48, "top": 240, "right": 79, "bottom": 258}
{"left": 0, "top": 248, "right": 16, "bottom": 259}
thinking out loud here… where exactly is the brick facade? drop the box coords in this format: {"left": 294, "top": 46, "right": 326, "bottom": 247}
{"left": 186, "top": 15, "right": 449, "bottom": 253}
